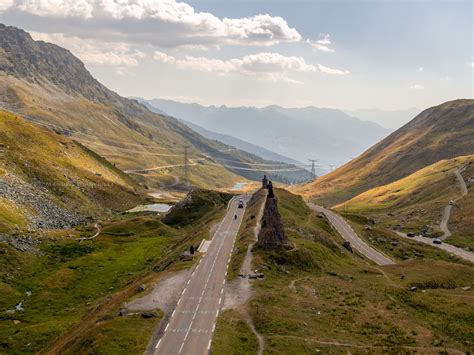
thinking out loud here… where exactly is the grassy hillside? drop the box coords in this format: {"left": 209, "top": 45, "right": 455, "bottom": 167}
{"left": 294, "top": 99, "right": 474, "bottom": 206}
{"left": 333, "top": 155, "right": 474, "bottom": 249}
{"left": 213, "top": 188, "right": 474, "bottom": 354}
{"left": 334, "top": 155, "right": 473, "bottom": 233}
{"left": 0, "top": 110, "right": 146, "bottom": 232}
{"left": 0, "top": 190, "right": 232, "bottom": 354}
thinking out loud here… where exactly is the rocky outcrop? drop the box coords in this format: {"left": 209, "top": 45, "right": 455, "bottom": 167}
{"left": 258, "top": 186, "right": 293, "bottom": 251}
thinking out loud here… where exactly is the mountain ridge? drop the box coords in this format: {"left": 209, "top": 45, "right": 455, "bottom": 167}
{"left": 140, "top": 97, "right": 391, "bottom": 168}
{"left": 293, "top": 99, "right": 474, "bottom": 206}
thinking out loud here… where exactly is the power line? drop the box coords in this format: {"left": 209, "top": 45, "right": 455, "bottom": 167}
{"left": 183, "top": 145, "right": 190, "bottom": 189}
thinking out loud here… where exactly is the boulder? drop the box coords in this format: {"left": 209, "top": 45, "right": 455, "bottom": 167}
{"left": 141, "top": 312, "right": 157, "bottom": 319}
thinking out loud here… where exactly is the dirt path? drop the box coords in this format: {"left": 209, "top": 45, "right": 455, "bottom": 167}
{"left": 42, "top": 271, "right": 158, "bottom": 354}
{"left": 440, "top": 168, "right": 469, "bottom": 240}
{"left": 78, "top": 222, "right": 101, "bottom": 242}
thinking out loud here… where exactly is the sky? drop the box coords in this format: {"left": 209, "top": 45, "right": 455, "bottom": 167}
{"left": 0, "top": 0, "right": 472, "bottom": 110}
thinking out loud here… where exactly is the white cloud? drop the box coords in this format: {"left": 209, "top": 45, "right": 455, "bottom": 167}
{"left": 307, "top": 34, "right": 335, "bottom": 53}
{"left": 175, "top": 56, "right": 239, "bottom": 74}
{"left": 471, "top": 62, "right": 474, "bottom": 68}
{"left": 30, "top": 32, "right": 145, "bottom": 66}
{"left": 317, "top": 64, "right": 349, "bottom": 75}
{"left": 0, "top": 0, "right": 14, "bottom": 11}
{"left": 409, "top": 84, "right": 424, "bottom": 90}
{"left": 154, "top": 51, "right": 351, "bottom": 80}
{"left": 153, "top": 51, "right": 175, "bottom": 64}
{"left": 2, "top": 0, "right": 302, "bottom": 48}
{"left": 418, "top": 66, "right": 424, "bottom": 72}
{"left": 171, "top": 52, "right": 316, "bottom": 78}
{"left": 17, "top": 0, "right": 94, "bottom": 18}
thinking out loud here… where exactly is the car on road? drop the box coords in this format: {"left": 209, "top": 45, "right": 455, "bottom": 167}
{"left": 433, "top": 238, "right": 442, "bottom": 245}
{"left": 407, "top": 232, "right": 416, "bottom": 238}
{"left": 238, "top": 199, "right": 244, "bottom": 208}
{"left": 449, "top": 200, "right": 455, "bottom": 205}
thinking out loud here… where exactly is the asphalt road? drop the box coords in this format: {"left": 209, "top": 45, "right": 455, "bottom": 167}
{"left": 308, "top": 203, "right": 394, "bottom": 266}
{"left": 154, "top": 195, "right": 250, "bottom": 355}
{"left": 395, "top": 232, "right": 474, "bottom": 263}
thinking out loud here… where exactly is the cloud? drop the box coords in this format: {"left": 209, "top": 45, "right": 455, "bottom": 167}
{"left": 157, "top": 52, "right": 315, "bottom": 80}
{"left": 0, "top": 0, "right": 14, "bottom": 11}
{"left": 154, "top": 51, "right": 349, "bottom": 81}
{"left": 30, "top": 32, "right": 145, "bottom": 66}
{"left": 409, "top": 84, "right": 424, "bottom": 90}
{"left": 418, "top": 66, "right": 424, "bottom": 72}
{"left": 317, "top": 64, "right": 349, "bottom": 75}
{"left": 307, "top": 34, "right": 335, "bottom": 53}
{"left": 153, "top": 51, "right": 175, "bottom": 64}
{"left": 17, "top": 0, "right": 94, "bottom": 18}
{"left": 2, "top": 0, "right": 302, "bottom": 48}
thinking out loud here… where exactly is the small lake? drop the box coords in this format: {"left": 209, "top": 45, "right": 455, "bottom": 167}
{"left": 128, "top": 204, "right": 172, "bottom": 213}
{"left": 232, "top": 182, "right": 248, "bottom": 190}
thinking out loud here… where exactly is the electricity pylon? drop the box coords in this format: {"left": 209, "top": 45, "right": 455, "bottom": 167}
{"left": 308, "top": 159, "right": 318, "bottom": 179}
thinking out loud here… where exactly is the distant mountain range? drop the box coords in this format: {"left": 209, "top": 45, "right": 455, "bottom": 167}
{"left": 138, "top": 98, "right": 392, "bottom": 169}
{"left": 137, "top": 99, "right": 316, "bottom": 176}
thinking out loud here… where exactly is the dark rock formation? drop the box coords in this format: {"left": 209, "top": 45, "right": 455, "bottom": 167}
{"left": 267, "top": 180, "right": 274, "bottom": 198}
{"left": 258, "top": 189, "right": 293, "bottom": 251}
{"left": 262, "top": 175, "right": 268, "bottom": 189}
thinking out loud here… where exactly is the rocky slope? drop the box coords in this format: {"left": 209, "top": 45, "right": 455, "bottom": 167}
{"left": 294, "top": 99, "right": 474, "bottom": 205}
{"left": 0, "top": 110, "right": 146, "bottom": 233}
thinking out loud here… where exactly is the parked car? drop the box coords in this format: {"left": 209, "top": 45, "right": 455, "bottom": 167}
{"left": 407, "top": 232, "right": 416, "bottom": 238}
{"left": 433, "top": 238, "right": 442, "bottom": 245}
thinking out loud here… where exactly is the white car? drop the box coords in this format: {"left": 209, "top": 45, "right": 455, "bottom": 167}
{"left": 433, "top": 238, "right": 442, "bottom": 245}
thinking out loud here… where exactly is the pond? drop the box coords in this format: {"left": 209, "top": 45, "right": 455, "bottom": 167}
{"left": 127, "top": 203, "right": 172, "bottom": 213}
{"left": 232, "top": 182, "right": 249, "bottom": 190}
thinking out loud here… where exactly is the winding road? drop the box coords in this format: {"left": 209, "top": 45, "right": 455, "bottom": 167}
{"left": 396, "top": 167, "right": 473, "bottom": 263}
{"left": 307, "top": 203, "right": 394, "bottom": 266}
{"left": 395, "top": 232, "right": 474, "bottom": 263}
{"left": 153, "top": 195, "right": 250, "bottom": 355}
{"left": 440, "top": 169, "right": 469, "bottom": 240}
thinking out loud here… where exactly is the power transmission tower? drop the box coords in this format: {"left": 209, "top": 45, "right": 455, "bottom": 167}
{"left": 308, "top": 159, "right": 318, "bottom": 179}
{"left": 183, "top": 145, "right": 189, "bottom": 189}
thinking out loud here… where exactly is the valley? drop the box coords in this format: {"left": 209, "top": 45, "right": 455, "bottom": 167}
{"left": 0, "top": 12, "right": 473, "bottom": 355}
